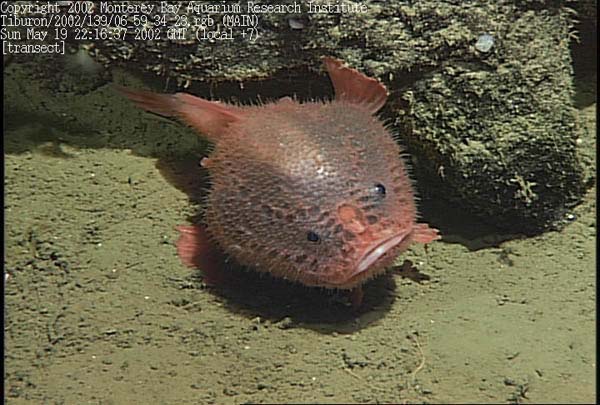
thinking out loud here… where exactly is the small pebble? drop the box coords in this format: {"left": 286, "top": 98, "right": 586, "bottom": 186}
{"left": 288, "top": 17, "right": 305, "bottom": 29}
{"left": 475, "top": 34, "right": 495, "bottom": 53}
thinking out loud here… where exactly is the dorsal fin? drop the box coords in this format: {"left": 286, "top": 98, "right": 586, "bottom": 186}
{"left": 322, "top": 57, "right": 388, "bottom": 114}
{"left": 117, "top": 86, "right": 242, "bottom": 142}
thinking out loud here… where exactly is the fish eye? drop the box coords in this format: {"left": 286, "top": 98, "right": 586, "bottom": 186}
{"left": 306, "top": 231, "right": 320, "bottom": 243}
{"left": 373, "top": 183, "right": 386, "bottom": 196}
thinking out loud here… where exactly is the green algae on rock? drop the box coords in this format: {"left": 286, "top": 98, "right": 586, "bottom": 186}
{"left": 396, "top": 6, "right": 586, "bottom": 232}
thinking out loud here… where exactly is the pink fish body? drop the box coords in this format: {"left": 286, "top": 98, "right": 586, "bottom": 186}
{"left": 122, "top": 57, "right": 439, "bottom": 304}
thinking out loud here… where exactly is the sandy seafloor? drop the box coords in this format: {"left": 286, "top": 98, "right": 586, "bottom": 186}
{"left": 3, "top": 40, "right": 596, "bottom": 404}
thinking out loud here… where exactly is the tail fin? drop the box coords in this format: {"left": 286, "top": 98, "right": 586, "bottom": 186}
{"left": 118, "top": 86, "right": 243, "bottom": 142}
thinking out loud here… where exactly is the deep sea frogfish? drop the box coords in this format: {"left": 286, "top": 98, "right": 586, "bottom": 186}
{"left": 121, "top": 57, "right": 440, "bottom": 307}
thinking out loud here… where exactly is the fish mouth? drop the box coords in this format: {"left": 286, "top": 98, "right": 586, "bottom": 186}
{"left": 355, "top": 231, "right": 410, "bottom": 275}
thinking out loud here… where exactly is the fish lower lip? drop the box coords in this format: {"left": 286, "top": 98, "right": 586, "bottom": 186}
{"left": 356, "top": 232, "right": 409, "bottom": 274}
